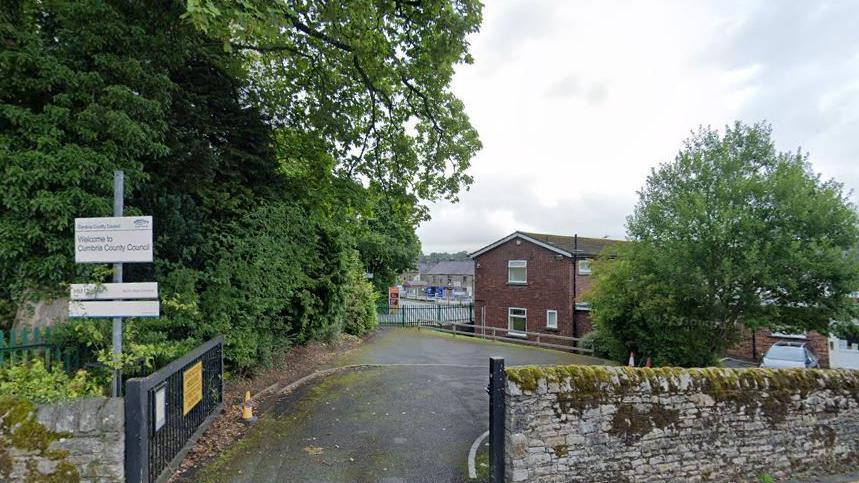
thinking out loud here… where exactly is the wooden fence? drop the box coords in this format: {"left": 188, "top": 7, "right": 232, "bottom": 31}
{"left": 426, "top": 321, "right": 594, "bottom": 354}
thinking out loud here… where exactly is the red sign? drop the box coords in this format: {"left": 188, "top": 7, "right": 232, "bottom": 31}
{"left": 388, "top": 287, "right": 400, "bottom": 308}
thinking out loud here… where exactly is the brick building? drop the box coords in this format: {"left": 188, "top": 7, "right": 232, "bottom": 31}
{"left": 726, "top": 328, "right": 831, "bottom": 367}
{"left": 424, "top": 260, "right": 475, "bottom": 298}
{"left": 469, "top": 231, "right": 622, "bottom": 339}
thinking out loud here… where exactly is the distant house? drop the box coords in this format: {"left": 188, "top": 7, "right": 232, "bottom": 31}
{"left": 424, "top": 260, "right": 475, "bottom": 299}
{"left": 399, "top": 262, "right": 432, "bottom": 298}
{"left": 469, "top": 231, "right": 622, "bottom": 339}
{"left": 728, "top": 317, "right": 859, "bottom": 369}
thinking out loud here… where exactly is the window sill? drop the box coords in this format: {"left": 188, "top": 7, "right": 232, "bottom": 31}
{"left": 545, "top": 327, "right": 558, "bottom": 331}
{"left": 507, "top": 282, "right": 528, "bottom": 286}
{"left": 507, "top": 331, "right": 528, "bottom": 338}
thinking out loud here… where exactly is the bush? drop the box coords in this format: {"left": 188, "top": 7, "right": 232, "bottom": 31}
{"left": 54, "top": 318, "right": 200, "bottom": 379}
{"left": 0, "top": 360, "right": 102, "bottom": 403}
{"left": 196, "top": 202, "right": 361, "bottom": 370}
{"left": 342, "top": 251, "right": 378, "bottom": 336}
{"left": 579, "top": 328, "right": 621, "bottom": 360}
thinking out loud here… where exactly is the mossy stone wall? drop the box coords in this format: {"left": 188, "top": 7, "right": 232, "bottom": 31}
{"left": 504, "top": 365, "right": 859, "bottom": 482}
{"left": 0, "top": 396, "right": 124, "bottom": 482}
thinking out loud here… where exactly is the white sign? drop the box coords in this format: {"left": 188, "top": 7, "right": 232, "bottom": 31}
{"left": 74, "top": 216, "right": 153, "bottom": 263}
{"left": 154, "top": 386, "right": 167, "bottom": 431}
{"left": 68, "top": 300, "right": 160, "bottom": 318}
{"left": 70, "top": 282, "right": 158, "bottom": 300}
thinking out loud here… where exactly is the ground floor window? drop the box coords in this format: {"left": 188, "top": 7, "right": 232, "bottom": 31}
{"left": 508, "top": 307, "right": 527, "bottom": 334}
{"left": 546, "top": 310, "right": 558, "bottom": 329}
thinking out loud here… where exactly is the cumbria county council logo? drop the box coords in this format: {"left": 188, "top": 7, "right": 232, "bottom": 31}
{"left": 133, "top": 218, "right": 151, "bottom": 228}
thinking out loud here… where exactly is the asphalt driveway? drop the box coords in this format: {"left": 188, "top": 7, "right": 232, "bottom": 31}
{"left": 196, "top": 328, "right": 610, "bottom": 483}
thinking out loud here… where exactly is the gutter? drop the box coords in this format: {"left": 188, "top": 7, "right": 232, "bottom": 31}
{"left": 572, "top": 234, "right": 578, "bottom": 339}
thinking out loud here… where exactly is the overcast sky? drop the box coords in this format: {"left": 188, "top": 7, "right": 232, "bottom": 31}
{"left": 417, "top": 0, "right": 859, "bottom": 253}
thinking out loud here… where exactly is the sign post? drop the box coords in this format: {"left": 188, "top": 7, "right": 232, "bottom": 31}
{"left": 112, "top": 170, "right": 124, "bottom": 397}
{"left": 70, "top": 171, "right": 159, "bottom": 397}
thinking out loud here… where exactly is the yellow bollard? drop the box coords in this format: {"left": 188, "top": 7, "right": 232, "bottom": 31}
{"left": 241, "top": 391, "right": 257, "bottom": 424}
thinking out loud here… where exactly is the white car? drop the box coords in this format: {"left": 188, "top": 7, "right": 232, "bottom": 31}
{"left": 760, "top": 341, "right": 820, "bottom": 369}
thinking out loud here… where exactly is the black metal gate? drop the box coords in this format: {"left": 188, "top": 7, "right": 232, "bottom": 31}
{"left": 488, "top": 357, "right": 506, "bottom": 482}
{"left": 125, "top": 336, "right": 224, "bottom": 483}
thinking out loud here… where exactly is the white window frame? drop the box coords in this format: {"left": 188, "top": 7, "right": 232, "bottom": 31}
{"left": 578, "top": 259, "right": 592, "bottom": 275}
{"left": 546, "top": 310, "right": 558, "bottom": 329}
{"left": 508, "top": 260, "right": 527, "bottom": 284}
{"left": 508, "top": 307, "right": 527, "bottom": 336}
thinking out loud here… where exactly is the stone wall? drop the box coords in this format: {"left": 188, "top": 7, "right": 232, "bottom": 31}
{"left": 2, "top": 397, "right": 124, "bottom": 482}
{"left": 504, "top": 365, "right": 859, "bottom": 482}
{"left": 37, "top": 397, "right": 124, "bottom": 482}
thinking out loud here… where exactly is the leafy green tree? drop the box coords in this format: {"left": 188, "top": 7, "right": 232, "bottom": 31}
{"left": 0, "top": 0, "right": 171, "bottom": 303}
{"left": 420, "top": 251, "right": 470, "bottom": 264}
{"left": 589, "top": 122, "right": 859, "bottom": 366}
{"left": 1, "top": 0, "right": 482, "bottom": 371}
{"left": 184, "top": 0, "right": 483, "bottom": 203}
{"left": 355, "top": 187, "right": 422, "bottom": 293}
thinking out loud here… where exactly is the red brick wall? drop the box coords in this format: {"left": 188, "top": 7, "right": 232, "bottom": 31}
{"left": 573, "top": 260, "right": 593, "bottom": 301}
{"left": 573, "top": 310, "right": 593, "bottom": 338}
{"left": 726, "top": 328, "right": 830, "bottom": 368}
{"left": 573, "top": 258, "right": 596, "bottom": 338}
{"left": 473, "top": 238, "right": 573, "bottom": 338}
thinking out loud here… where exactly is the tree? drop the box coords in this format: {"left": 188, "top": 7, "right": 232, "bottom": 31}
{"left": 1, "top": 0, "right": 481, "bottom": 370}
{"left": 420, "top": 251, "right": 470, "bottom": 264}
{"left": 0, "top": 1, "right": 172, "bottom": 305}
{"left": 183, "top": 0, "right": 483, "bottom": 203}
{"left": 589, "top": 122, "right": 859, "bottom": 366}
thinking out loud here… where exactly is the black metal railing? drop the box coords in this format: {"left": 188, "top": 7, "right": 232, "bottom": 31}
{"left": 376, "top": 303, "right": 474, "bottom": 326}
{"left": 0, "top": 327, "right": 82, "bottom": 372}
{"left": 125, "top": 336, "right": 224, "bottom": 483}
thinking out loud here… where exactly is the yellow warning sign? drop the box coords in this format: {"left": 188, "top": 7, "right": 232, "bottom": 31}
{"left": 183, "top": 361, "right": 203, "bottom": 415}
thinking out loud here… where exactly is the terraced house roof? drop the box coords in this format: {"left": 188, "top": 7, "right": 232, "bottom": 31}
{"left": 519, "top": 232, "right": 625, "bottom": 256}
{"left": 470, "top": 231, "right": 625, "bottom": 258}
{"left": 424, "top": 260, "right": 475, "bottom": 276}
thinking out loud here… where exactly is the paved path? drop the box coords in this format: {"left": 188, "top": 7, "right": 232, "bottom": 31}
{"left": 196, "top": 328, "right": 610, "bottom": 483}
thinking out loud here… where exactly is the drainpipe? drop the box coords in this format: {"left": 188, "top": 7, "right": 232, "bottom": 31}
{"left": 752, "top": 330, "right": 757, "bottom": 361}
{"left": 572, "top": 234, "right": 578, "bottom": 339}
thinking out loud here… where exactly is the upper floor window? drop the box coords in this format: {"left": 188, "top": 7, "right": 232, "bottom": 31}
{"left": 578, "top": 259, "right": 592, "bottom": 275}
{"left": 508, "top": 260, "right": 527, "bottom": 284}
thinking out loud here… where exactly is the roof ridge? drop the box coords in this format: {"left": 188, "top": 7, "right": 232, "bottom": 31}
{"left": 519, "top": 230, "right": 624, "bottom": 242}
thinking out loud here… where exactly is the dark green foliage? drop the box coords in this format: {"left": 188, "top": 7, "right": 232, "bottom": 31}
{"left": 589, "top": 123, "right": 859, "bottom": 366}
{"left": 342, "top": 252, "right": 378, "bottom": 337}
{"left": 200, "top": 203, "right": 352, "bottom": 369}
{"left": 0, "top": 0, "right": 170, "bottom": 298}
{"left": 831, "top": 320, "right": 859, "bottom": 345}
{"left": 0, "top": 0, "right": 480, "bottom": 371}
{"left": 355, "top": 189, "right": 423, "bottom": 294}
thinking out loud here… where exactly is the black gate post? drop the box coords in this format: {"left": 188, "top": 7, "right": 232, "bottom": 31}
{"left": 489, "top": 357, "right": 506, "bottom": 482}
{"left": 124, "top": 378, "right": 148, "bottom": 483}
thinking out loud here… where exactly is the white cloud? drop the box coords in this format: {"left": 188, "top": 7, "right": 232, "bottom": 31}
{"left": 419, "top": 0, "right": 859, "bottom": 253}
